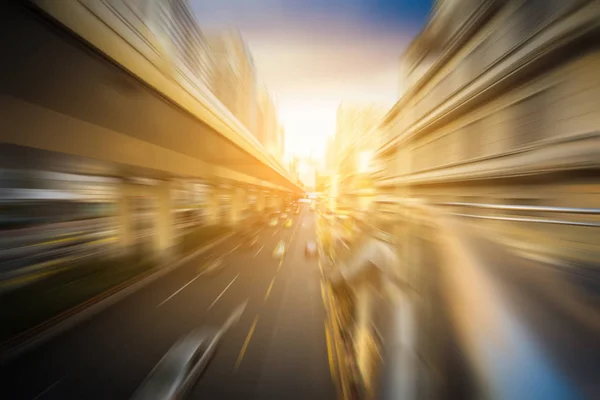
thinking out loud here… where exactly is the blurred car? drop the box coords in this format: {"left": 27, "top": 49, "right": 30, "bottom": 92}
{"left": 294, "top": 208, "right": 300, "bottom": 214}
{"left": 305, "top": 240, "right": 317, "bottom": 257}
{"left": 285, "top": 207, "right": 291, "bottom": 213}
{"left": 268, "top": 218, "right": 278, "bottom": 227}
{"left": 284, "top": 219, "right": 293, "bottom": 228}
{"left": 273, "top": 240, "right": 286, "bottom": 258}
{"left": 280, "top": 213, "right": 288, "bottom": 220}
{"left": 130, "top": 329, "right": 219, "bottom": 400}
{"left": 131, "top": 303, "right": 247, "bottom": 400}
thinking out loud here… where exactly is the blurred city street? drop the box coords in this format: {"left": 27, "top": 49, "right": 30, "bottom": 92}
{"left": 0, "top": 0, "right": 599, "bottom": 399}
{"left": 2, "top": 205, "right": 336, "bottom": 400}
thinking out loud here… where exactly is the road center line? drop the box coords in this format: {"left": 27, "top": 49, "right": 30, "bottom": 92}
{"left": 264, "top": 276, "right": 276, "bottom": 301}
{"left": 157, "top": 269, "right": 207, "bottom": 307}
{"left": 324, "top": 321, "right": 337, "bottom": 383}
{"left": 254, "top": 245, "right": 264, "bottom": 258}
{"left": 235, "top": 316, "right": 259, "bottom": 370}
{"left": 207, "top": 274, "right": 239, "bottom": 310}
{"left": 32, "top": 379, "right": 61, "bottom": 400}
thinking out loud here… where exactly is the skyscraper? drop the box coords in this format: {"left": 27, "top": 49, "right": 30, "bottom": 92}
{"left": 256, "top": 84, "right": 279, "bottom": 157}
{"left": 205, "top": 29, "right": 258, "bottom": 135}
{"left": 145, "top": 0, "right": 216, "bottom": 91}
{"left": 333, "top": 103, "right": 388, "bottom": 210}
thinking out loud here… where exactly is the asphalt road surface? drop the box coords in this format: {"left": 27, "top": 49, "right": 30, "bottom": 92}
{"left": 1, "top": 205, "right": 336, "bottom": 400}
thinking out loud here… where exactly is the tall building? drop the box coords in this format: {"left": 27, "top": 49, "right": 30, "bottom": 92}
{"left": 159, "top": 0, "right": 214, "bottom": 88}
{"left": 317, "top": 2, "right": 600, "bottom": 397}
{"left": 205, "top": 29, "right": 258, "bottom": 135}
{"left": 335, "top": 103, "right": 388, "bottom": 172}
{"left": 374, "top": 0, "right": 600, "bottom": 265}
{"left": 325, "top": 135, "right": 336, "bottom": 173}
{"left": 333, "top": 103, "right": 388, "bottom": 210}
{"left": 276, "top": 124, "right": 285, "bottom": 161}
{"left": 320, "top": 135, "right": 337, "bottom": 208}
{"left": 256, "top": 85, "right": 269, "bottom": 145}
{"left": 116, "top": 0, "right": 215, "bottom": 91}
{"left": 256, "top": 84, "right": 280, "bottom": 159}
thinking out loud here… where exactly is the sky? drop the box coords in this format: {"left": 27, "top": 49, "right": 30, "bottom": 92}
{"left": 191, "top": 0, "right": 432, "bottom": 162}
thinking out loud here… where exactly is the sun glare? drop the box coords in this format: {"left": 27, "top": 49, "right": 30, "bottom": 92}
{"left": 278, "top": 102, "right": 337, "bottom": 161}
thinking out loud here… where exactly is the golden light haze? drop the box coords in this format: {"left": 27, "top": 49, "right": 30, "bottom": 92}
{"left": 190, "top": 0, "right": 426, "bottom": 163}
{"left": 249, "top": 38, "right": 402, "bottom": 163}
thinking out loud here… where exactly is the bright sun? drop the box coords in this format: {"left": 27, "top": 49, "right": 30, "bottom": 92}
{"left": 278, "top": 101, "right": 338, "bottom": 162}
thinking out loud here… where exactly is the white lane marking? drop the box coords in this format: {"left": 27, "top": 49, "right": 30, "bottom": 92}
{"left": 207, "top": 274, "right": 239, "bottom": 310}
{"left": 254, "top": 245, "right": 264, "bottom": 258}
{"left": 157, "top": 270, "right": 206, "bottom": 307}
{"left": 272, "top": 228, "right": 280, "bottom": 236}
{"left": 32, "top": 380, "right": 61, "bottom": 400}
{"left": 264, "top": 276, "right": 276, "bottom": 301}
{"left": 202, "top": 259, "right": 223, "bottom": 274}
{"left": 235, "top": 316, "right": 259, "bottom": 370}
{"left": 227, "top": 244, "right": 240, "bottom": 254}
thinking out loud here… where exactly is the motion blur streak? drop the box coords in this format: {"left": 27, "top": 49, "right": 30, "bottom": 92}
{"left": 0, "top": 0, "right": 599, "bottom": 400}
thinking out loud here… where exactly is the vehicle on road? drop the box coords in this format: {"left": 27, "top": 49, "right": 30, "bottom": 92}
{"left": 131, "top": 303, "right": 247, "bottom": 400}
{"left": 273, "top": 240, "right": 286, "bottom": 258}
{"left": 305, "top": 240, "right": 317, "bottom": 257}
{"left": 268, "top": 217, "right": 278, "bottom": 227}
{"left": 294, "top": 208, "right": 300, "bottom": 215}
{"left": 284, "top": 207, "right": 291, "bottom": 213}
{"left": 284, "top": 219, "right": 293, "bottom": 228}
{"left": 280, "top": 213, "right": 288, "bottom": 220}
{"left": 130, "top": 329, "right": 219, "bottom": 400}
